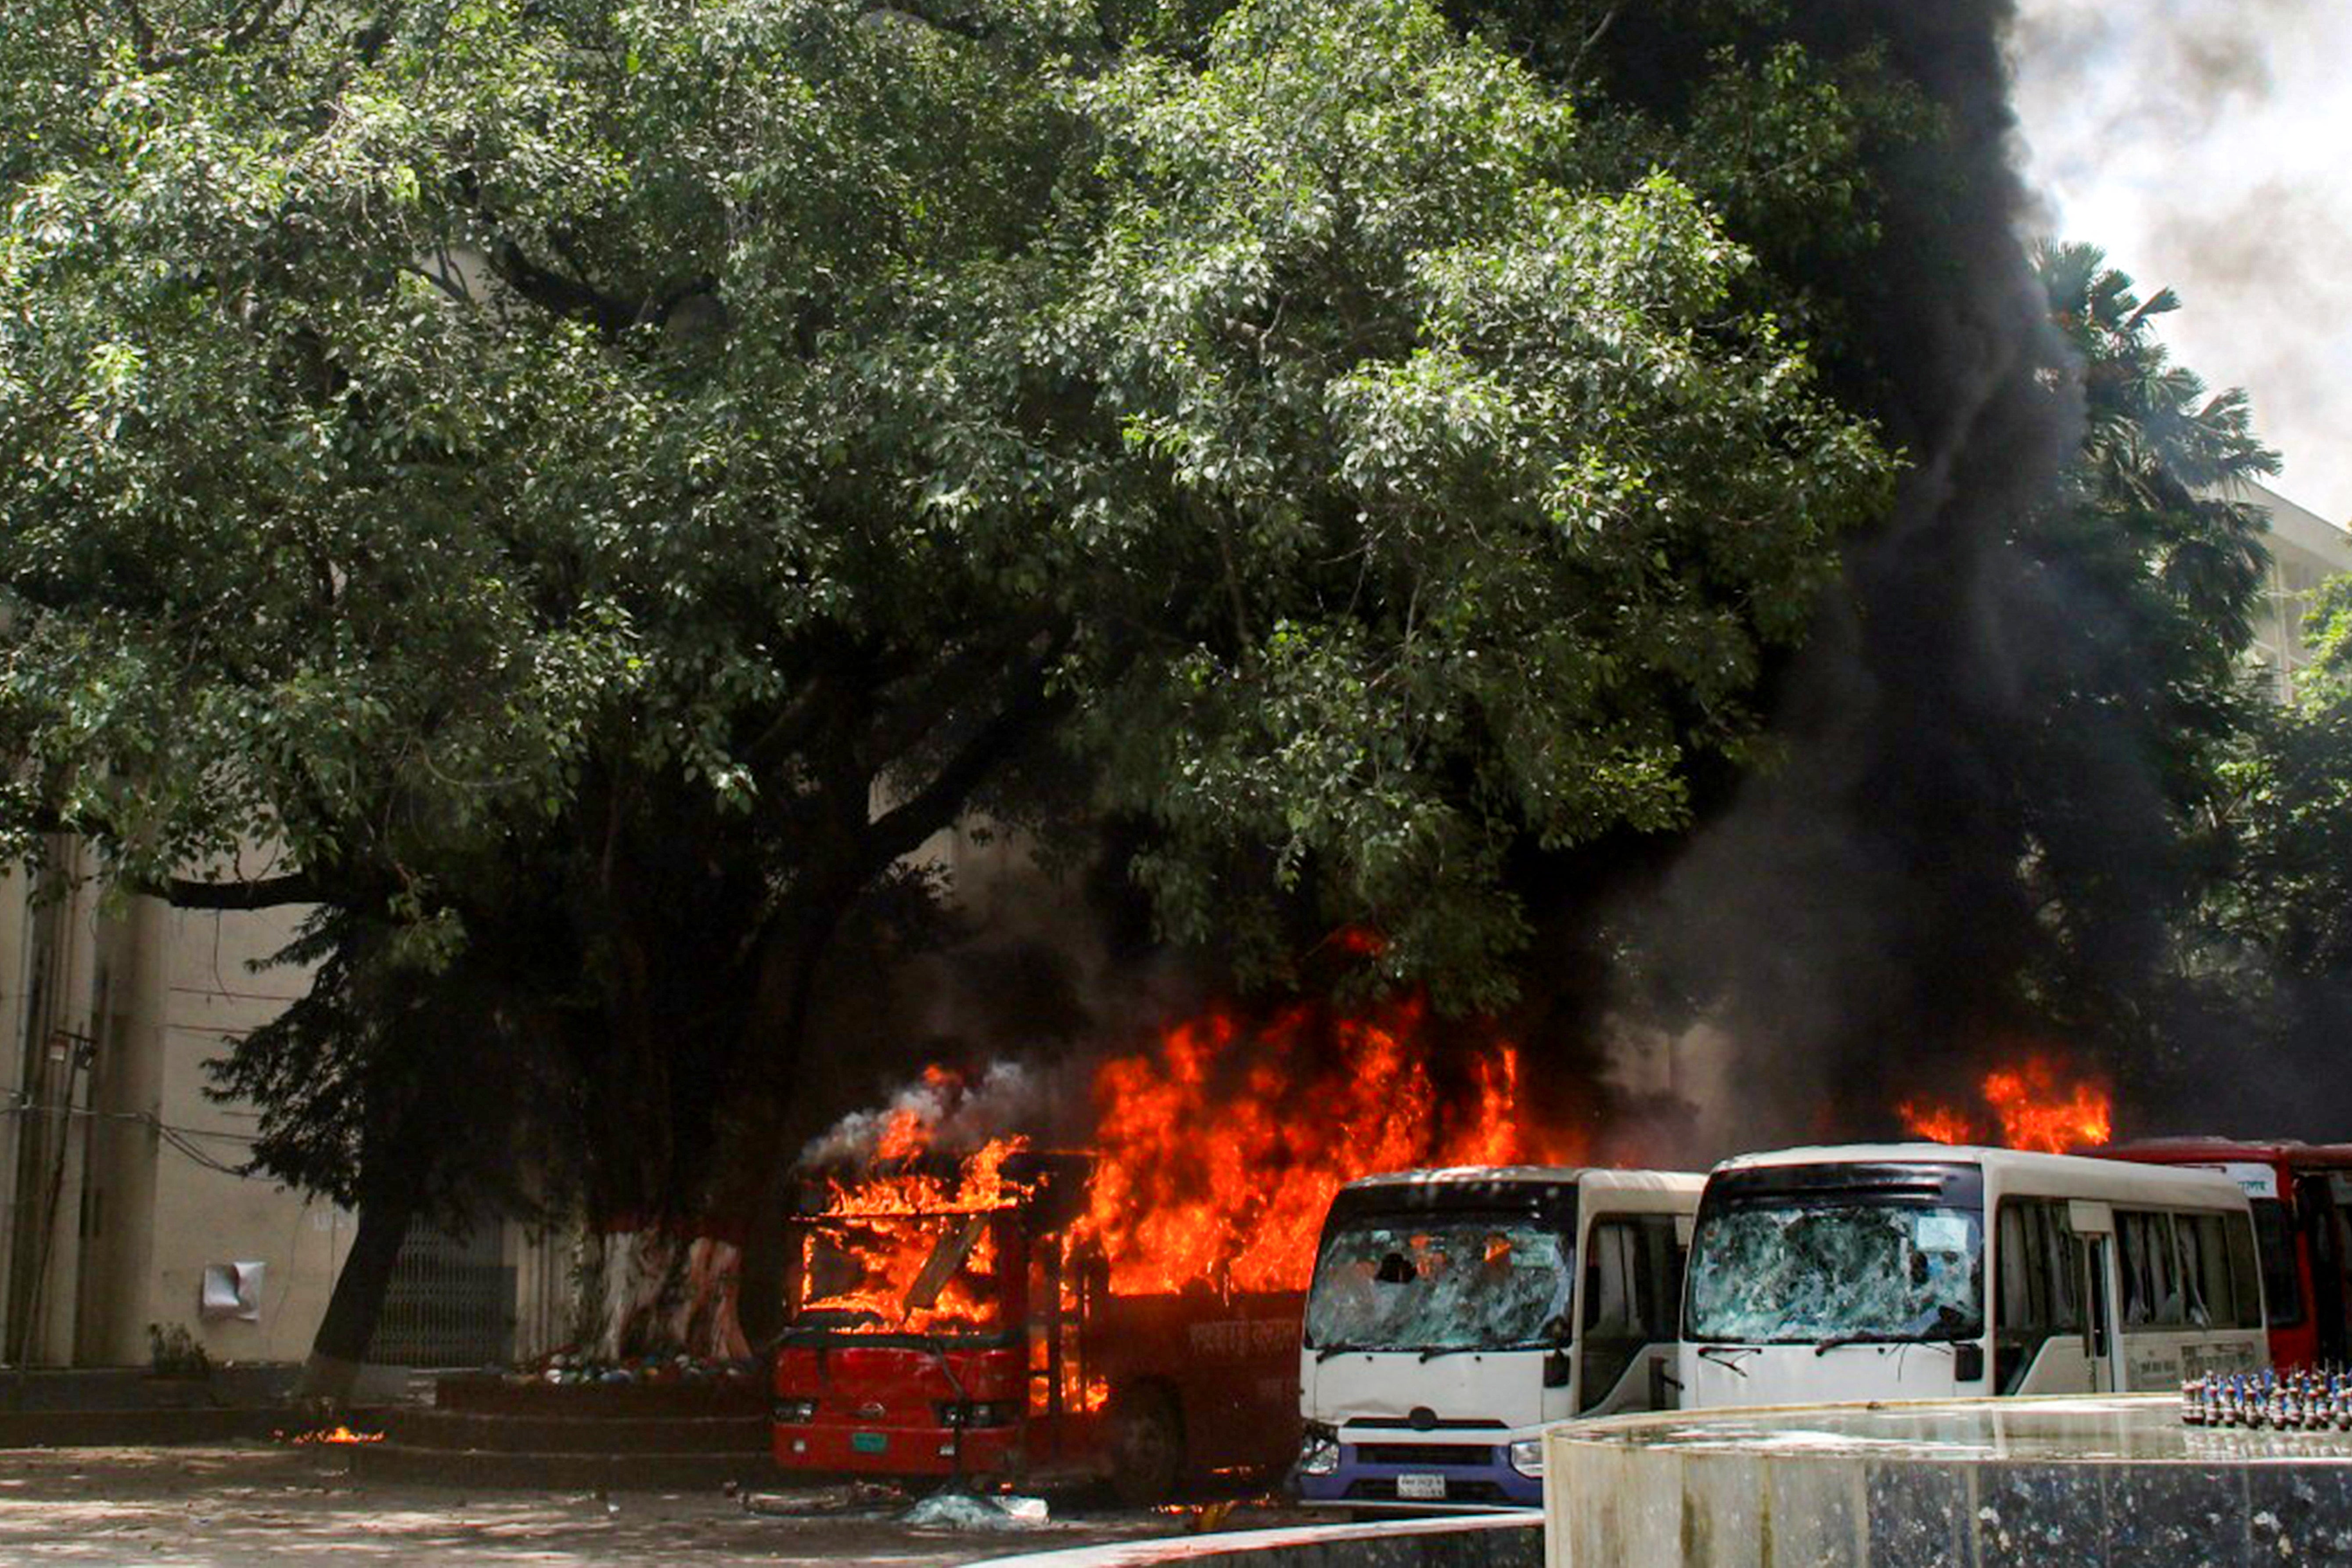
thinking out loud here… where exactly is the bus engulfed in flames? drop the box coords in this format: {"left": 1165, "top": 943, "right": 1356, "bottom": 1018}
{"left": 794, "top": 1129, "right": 1036, "bottom": 1339}
{"left": 1079, "top": 995, "right": 1576, "bottom": 1296}
{"left": 773, "top": 994, "right": 1578, "bottom": 1497}
{"left": 1899, "top": 1054, "right": 2114, "bottom": 1153}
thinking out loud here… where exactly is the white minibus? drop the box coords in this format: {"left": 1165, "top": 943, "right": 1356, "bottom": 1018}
{"left": 1679, "top": 1144, "right": 2268, "bottom": 1410}
{"left": 1295, "top": 1165, "right": 1703, "bottom": 1509}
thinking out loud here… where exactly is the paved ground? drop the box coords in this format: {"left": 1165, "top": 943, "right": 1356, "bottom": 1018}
{"left": 0, "top": 1445, "right": 1334, "bottom": 1565}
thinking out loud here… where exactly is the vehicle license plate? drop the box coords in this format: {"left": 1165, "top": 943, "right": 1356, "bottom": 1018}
{"left": 851, "top": 1431, "right": 889, "bottom": 1455}
{"left": 1396, "top": 1472, "right": 1447, "bottom": 1502}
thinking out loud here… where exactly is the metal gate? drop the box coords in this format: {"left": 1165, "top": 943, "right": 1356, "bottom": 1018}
{"left": 372, "top": 1222, "right": 515, "bottom": 1367}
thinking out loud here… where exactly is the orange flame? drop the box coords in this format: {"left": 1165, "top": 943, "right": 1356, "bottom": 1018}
{"left": 874, "top": 1064, "right": 957, "bottom": 1165}
{"left": 1898, "top": 1102, "right": 1976, "bottom": 1146}
{"left": 1983, "top": 1060, "right": 2111, "bottom": 1152}
{"left": 797, "top": 996, "right": 1580, "bottom": 1326}
{"left": 288, "top": 1425, "right": 383, "bottom": 1445}
{"left": 1899, "top": 1054, "right": 2113, "bottom": 1154}
{"left": 1075, "top": 995, "right": 1579, "bottom": 1295}
{"left": 814, "top": 1131, "right": 1033, "bottom": 1219}
{"left": 794, "top": 1088, "right": 1039, "bottom": 1334}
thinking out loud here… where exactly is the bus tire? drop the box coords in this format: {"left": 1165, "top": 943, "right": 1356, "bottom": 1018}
{"left": 1108, "top": 1383, "right": 1184, "bottom": 1507}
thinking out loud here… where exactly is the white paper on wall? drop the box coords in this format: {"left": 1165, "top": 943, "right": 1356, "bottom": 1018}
{"left": 199, "top": 1261, "right": 265, "bottom": 1322}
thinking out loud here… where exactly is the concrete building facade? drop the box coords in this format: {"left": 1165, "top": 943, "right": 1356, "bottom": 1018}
{"left": 0, "top": 854, "right": 563, "bottom": 1371}
{"left": 2236, "top": 478, "right": 2352, "bottom": 698}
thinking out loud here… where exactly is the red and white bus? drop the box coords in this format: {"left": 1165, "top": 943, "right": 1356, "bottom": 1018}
{"left": 2089, "top": 1139, "right": 2352, "bottom": 1368}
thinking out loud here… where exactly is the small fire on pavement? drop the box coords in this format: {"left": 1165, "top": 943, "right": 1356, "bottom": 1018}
{"left": 279, "top": 1425, "right": 385, "bottom": 1445}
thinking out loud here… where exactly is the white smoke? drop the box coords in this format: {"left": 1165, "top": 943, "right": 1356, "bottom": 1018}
{"left": 795, "top": 1058, "right": 1068, "bottom": 1169}
{"left": 2010, "top": 0, "right": 2352, "bottom": 520}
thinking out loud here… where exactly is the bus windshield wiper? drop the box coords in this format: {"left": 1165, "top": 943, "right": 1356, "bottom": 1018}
{"left": 1813, "top": 1330, "right": 1885, "bottom": 1356}
{"left": 1417, "top": 1345, "right": 1479, "bottom": 1362}
{"left": 1696, "top": 1345, "right": 1756, "bottom": 1376}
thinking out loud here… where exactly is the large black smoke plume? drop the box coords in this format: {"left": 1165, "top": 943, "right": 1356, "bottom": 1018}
{"left": 1618, "top": 0, "right": 2106, "bottom": 1151}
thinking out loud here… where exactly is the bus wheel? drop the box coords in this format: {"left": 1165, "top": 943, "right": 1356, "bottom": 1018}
{"left": 1108, "top": 1384, "right": 1184, "bottom": 1507}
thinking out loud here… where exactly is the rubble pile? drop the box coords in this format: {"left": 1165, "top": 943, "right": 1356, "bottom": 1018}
{"left": 507, "top": 1352, "right": 762, "bottom": 1390}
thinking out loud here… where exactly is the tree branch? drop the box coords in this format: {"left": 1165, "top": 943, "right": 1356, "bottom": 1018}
{"left": 1568, "top": 0, "right": 1625, "bottom": 76}
{"left": 131, "top": 0, "right": 317, "bottom": 71}
{"left": 859, "top": 1, "right": 993, "bottom": 42}
{"left": 162, "top": 873, "right": 323, "bottom": 910}
{"left": 489, "top": 241, "right": 640, "bottom": 337}
{"left": 858, "top": 639, "right": 1071, "bottom": 871}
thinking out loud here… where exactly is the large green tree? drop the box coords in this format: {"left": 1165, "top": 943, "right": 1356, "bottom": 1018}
{"left": 0, "top": 0, "right": 1897, "bottom": 1378}
{"left": 1998, "top": 241, "right": 2277, "bottom": 1061}
{"left": 2204, "top": 578, "right": 2352, "bottom": 1133}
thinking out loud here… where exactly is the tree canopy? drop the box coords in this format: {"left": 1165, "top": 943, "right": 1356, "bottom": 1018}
{"left": 1997, "top": 240, "right": 2276, "bottom": 1054}
{"left": 0, "top": 0, "right": 1902, "bottom": 1252}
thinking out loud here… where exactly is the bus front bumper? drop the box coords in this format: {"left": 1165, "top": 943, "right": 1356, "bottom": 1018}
{"left": 773, "top": 1420, "right": 1021, "bottom": 1476}
{"left": 1297, "top": 1437, "right": 1542, "bottom": 1510}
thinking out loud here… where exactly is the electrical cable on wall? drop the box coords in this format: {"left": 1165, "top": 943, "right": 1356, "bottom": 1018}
{"left": 0, "top": 1098, "right": 262, "bottom": 1177}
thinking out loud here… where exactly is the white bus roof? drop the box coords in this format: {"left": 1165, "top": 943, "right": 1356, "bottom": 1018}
{"left": 1710, "top": 1143, "right": 2249, "bottom": 1208}
{"left": 1340, "top": 1165, "right": 1705, "bottom": 1196}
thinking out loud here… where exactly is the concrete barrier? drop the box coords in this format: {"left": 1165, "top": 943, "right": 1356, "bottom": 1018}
{"left": 1543, "top": 1392, "right": 2352, "bottom": 1567}
{"left": 974, "top": 1514, "right": 1539, "bottom": 1568}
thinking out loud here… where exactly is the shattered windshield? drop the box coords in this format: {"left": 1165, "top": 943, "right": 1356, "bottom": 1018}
{"left": 1305, "top": 1217, "right": 1572, "bottom": 1352}
{"left": 1685, "top": 1201, "right": 1984, "bottom": 1345}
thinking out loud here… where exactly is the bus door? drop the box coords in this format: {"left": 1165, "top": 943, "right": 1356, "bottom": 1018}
{"left": 1993, "top": 1198, "right": 2093, "bottom": 1395}
{"left": 1023, "top": 1231, "right": 1093, "bottom": 1464}
{"left": 2067, "top": 1200, "right": 2120, "bottom": 1393}
{"left": 2299, "top": 1173, "right": 2352, "bottom": 1366}
{"left": 1575, "top": 1212, "right": 1684, "bottom": 1416}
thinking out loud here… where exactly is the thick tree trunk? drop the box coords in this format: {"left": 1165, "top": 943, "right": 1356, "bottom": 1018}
{"left": 731, "top": 1158, "right": 798, "bottom": 1349}
{"left": 572, "top": 1228, "right": 749, "bottom": 1362}
{"left": 292, "top": 1192, "right": 415, "bottom": 1405}
{"left": 724, "top": 913, "right": 836, "bottom": 1352}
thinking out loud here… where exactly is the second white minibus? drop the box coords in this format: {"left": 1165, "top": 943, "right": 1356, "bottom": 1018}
{"left": 1679, "top": 1144, "right": 2267, "bottom": 1410}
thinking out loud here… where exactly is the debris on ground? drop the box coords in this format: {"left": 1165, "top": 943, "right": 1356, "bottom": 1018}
{"left": 510, "top": 1349, "right": 763, "bottom": 1389}
{"left": 1152, "top": 1495, "right": 1276, "bottom": 1532}
{"left": 900, "top": 1489, "right": 1052, "bottom": 1531}
{"left": 739, "top": 1481, "right": 906, "bottom": 1518}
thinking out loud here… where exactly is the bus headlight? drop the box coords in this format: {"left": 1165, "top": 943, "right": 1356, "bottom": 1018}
{"left": 934, "top": 1400, "right": 1018, "bottom": 1428}
{"left": 1298, "top": 1422, "right": 1340, "bottom": 1476}
{"left": 774, "top": 1399, "right": 818, "bottom": 1424}
{"left": 1507, "top": 1438, "right": 1545, "bottom": 1477}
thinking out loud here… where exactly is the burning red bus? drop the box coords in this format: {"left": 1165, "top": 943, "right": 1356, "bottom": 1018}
{"left": 2088, "top": 1139, "right": 2352, "bottom": 1369}
{"left": 771, "top": 996, "right": 1572, "bottom": 1499}
{"left": 770, "top": 1145, "right": 1303, "bottom": 1501}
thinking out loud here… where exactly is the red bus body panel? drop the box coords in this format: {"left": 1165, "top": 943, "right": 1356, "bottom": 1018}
{"left": 771, "top": 1289, "right": 1303, "bottom": 1484}
{"left": 1090, "top": 1289, "right": 1306, "bottom": 1478}
{"left": 2089, "top": 1138, "right": 2352, "bottom": 1368}
{"left": 772, "top": 1342, "right": 1028, "bottom": 1476}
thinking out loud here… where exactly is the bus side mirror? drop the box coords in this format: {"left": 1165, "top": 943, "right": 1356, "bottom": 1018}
{"left": 1953, "top": 1342, "right": 1985, "bottom": 1383}
{"left": 1543, "top": 1350, "right": 1571, "bottom": 1388}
